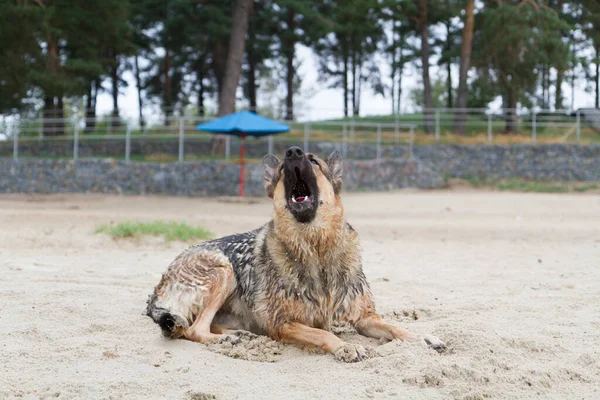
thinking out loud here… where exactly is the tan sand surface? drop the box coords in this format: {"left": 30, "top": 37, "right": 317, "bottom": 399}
{"left": 0, "top": 191, "right": 599, "bottom": 399}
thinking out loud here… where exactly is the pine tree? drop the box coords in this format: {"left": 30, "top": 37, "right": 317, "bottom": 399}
{"left": 269, "top": 0, "right": 328, "bottom": 120}
{"left": 8, "top": 1, "right": 133, "bottom": 136}
{"left": 0, "top": 2, "right": 40, "bottom": 112}
{"left": 315, "top": 0, "right": 384, "bottom": 117}
{"left": 243, "top": 0, "right": 277, "bottom": 113}
{"left": 383, "top": 0, "right": 443, "bottom": 133}
{"left": 218, "top": 0, "right": 253, "bottom": 116}
{"left": 472, "top": 0, "right": 570, "bottom": 133}
{"left": 381, "top": 1, "right": 418, "bottom": 115}
{"left": 454, "top": 0, "right": 475, "bottom": 134}
{"left": 433, "top": 1, "right": 462, "bottom": 110}
{"left": 582, "top": 0, "right": 600, "bottom": 108}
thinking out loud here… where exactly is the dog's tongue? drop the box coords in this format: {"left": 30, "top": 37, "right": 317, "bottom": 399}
{"left": 295, "top": 196, "right": 307, "bottom": 202}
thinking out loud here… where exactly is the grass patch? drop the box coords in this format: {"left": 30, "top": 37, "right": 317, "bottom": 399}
{"left": 495, "top": 179, "right": 569, "bottom": 193}
{"left": 573, "top": 183, "right": 599, "bottom": 192}
{"left": 320, "top": 113, "right": 600, "bottom": 144}
{"left": 96, "top": 221, "right": 213, "bottom": 242}
{"left": 460, "top": 177, "right": 599, "bottom": 193}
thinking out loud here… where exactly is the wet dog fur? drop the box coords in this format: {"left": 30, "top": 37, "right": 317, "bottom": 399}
{"left": 146, "top": 146, "right": 446, "bottom": 362}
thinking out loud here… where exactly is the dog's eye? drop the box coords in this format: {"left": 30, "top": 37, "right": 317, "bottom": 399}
{"left": 310, "top": 158, "right": 318, "bottom": 165}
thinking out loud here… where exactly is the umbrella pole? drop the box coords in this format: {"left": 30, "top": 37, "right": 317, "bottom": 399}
{"left": 239, "top": 132, "right": 246, "bottom": 197}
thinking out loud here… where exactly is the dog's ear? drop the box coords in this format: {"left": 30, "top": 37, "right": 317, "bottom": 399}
{"left": 262, "top": 154, "right": 280, "bottom": 198}
{"left": 326, "top": 150, "right": 343, "bottom": 194}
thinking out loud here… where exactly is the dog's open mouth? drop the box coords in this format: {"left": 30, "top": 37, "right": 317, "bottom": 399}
{"left": 288, "top": 166, "right": 315, "bottom": 208}
{"left": 283, "top": 160, "right": 319, "bottom": 223}
{"left": 290, "top": 167, "right": 312, "bottom": 205}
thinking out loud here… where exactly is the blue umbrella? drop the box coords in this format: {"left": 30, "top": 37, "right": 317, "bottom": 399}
{"left": 197, "top": 111, "right": 290, "bottom": 196}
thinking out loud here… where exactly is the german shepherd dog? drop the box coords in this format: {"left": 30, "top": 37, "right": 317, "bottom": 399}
{"left": 146, "top": 146, "right": 446, "bottom": 362}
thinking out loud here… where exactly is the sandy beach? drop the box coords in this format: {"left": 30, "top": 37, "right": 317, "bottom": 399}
{"left": 0, "top": 191, "right": 598, "bottom": 399}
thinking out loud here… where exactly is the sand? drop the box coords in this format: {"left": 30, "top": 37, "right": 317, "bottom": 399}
{"left": 0, "top": 191, "right": 598, "bottom": 400}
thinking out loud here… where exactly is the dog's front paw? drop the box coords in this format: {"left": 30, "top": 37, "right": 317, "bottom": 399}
{"left": 219, "top": 335, "right": 241, "bottom": 346}
{"left": 334, "top": 343, "right": 367, "bottom": 363}
{"left": 423, "top": 334, "right": 446, "bottom": 352}
{"left": 234, "top": 330, "right": 259, "bottom": 340}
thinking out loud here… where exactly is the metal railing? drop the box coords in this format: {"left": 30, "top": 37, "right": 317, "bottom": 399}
{"left": 1, "top": 108, "right": 598, "bottom": 163}
{"left": 0, "top": 116, "right": 417, "bottom": 163}
{"left": 416, "top": 108, "right": 591, "bottom": 144}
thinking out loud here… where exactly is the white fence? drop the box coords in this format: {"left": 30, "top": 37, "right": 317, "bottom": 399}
{"left": 0, "top": 117, "right": 417, "bottom": 162}
{"left": 1, "top": 108, "right": 597, "bottom": 163}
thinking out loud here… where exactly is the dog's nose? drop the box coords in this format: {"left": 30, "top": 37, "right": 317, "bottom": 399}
{"left": 285, "top": 146, "right": 304, "bottom": 160}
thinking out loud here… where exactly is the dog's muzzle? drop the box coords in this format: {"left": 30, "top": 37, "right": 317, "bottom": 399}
{"left": 283, "top": 147, "right": 318, "bottom": 223}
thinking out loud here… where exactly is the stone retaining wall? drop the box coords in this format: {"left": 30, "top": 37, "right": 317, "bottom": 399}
{"left": 0, "top": 158, "right": 442, "bottom": 196}
{"left": 414, "top": 144, "right": 600, "bottom": 181}
{"left": 0, "top": 144, "right": 597, "bottom": 196}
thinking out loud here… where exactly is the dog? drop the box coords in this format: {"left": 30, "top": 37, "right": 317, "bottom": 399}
{"left": 146, "top": 146, "right": 446, "bottom": 362}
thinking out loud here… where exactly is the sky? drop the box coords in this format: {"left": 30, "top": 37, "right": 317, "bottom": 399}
{"left": 95, "top": 44, "right": 598, "bottom": 124}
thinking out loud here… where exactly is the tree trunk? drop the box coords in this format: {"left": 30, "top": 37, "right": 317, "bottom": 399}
{"left": 570, "top": 67, "right": 575, "bottom": 110}
{"left": 454, "top": 0, "right": 474, "bottom": 135}
{"left": 164, "top": 48, "right": 172, "bottom": 125}
{"left": 111, "top": 55, "right": 120, "bottom": 129}
{"left": 545, "top": 65, "right": 551, "bottom": 108}
{"left": 390, "top": 19, "right": 397, "bottom": 114}
{"left": 213, "top": 42, "right": 224, "bottom": 98}
{"left": 445, "top": 21, "right": 453, "bottom": 109}
{"left": 246, "top": 20, "right": 257, "bottom": 113}
{"left": 343, "top": 46, "right": 349, "bottom": 118}
{"left": 85, "top": 79, "right": 97, "bottom": 133}
{"left": 43, "top": 34, "right": 62, "bottom": 136}
{"left": 248, "top": 55, "right": 257, "bottom": 112}
{"left": 419, "top": 0, "right": 433, "bottom": 133}
{"left": 284, "top": 46, "right": 294, "bottom": 120}
{"left": 391, "top": 66, "right": 396, "bottom": 115}
{"left": 397, "top": 31, "right": 404, "bottom": 114}
{"left": 43, "top": 96, "right": 56, "bottom": 136}
{"left": 198, "top": 67, "right": 206, "bottom": 117}
{"left": 447, "top": 61, "right": 453, "bottom": 108}
{"left": 285, "top": 8, "right": 295, "bottom": 121}
{"left": 397, "top": 67, "right": 403, "bottom": 114}
{"left": 198, "top": 77, "right": 205, "bottom": 117}
{"left": 218, "top": 0, "right": 253, "bottom": 116}
{"left": 134, "top": 54, "right": 145, "bottom": 132}
{"left": 541, "top": 65, "right": 547, "bottom": 109}
{"left": 214, "top": 0, "right": 253, "bottom": 155}
{"left": 555, "top": 68, "right": 564, "bottom": 110}
{"left": 356, "top": 54, "right": 363, "bottom": 116}
{"left": 596, "top": 45, "right": 600, "bottom": 109}
{"left": 504, "top": 88, "right": 517, "bottom": 134}
{"left": 56, "top": 96, "right": 65, "bottom": 136}
{"left": 351, "top": 50, "right": 357, "bottom": 116}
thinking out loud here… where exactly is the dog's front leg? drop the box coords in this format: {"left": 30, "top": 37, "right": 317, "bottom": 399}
{"left": 355, "top": 313, "right": 446, "bottom": 352}
{"left": 275, "top": 322, "right": 367, "bottom": 362}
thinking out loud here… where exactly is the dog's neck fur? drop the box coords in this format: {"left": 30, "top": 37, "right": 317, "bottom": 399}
{"left": 272, "top": 199, "right": 353, "bottom": 265}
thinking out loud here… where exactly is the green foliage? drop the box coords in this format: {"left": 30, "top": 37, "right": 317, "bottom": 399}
{"left": 574, "top": 183, "right": 599, "bottom": 192}
{"left": 408, "top": 78, "right": 449, "bottom": 109}
{"left": 0, "top": 0, "right": 133, "bottom": 123}
{"left": 472, "top": 1, "right": 571, "bottom": 108}
{"left": 141, "top": 0, "right": 234, "bottom": 118}
{"left": 582, "top": 0, "right": 600, "bottom": 48}
{"left": 1, "top": 0, "right": 599, "bottom": 130}
{"left": 96, "top": 221, "right": 214, "bottom": 241}
{"left": 0, "top": 2, "right": 40, "bottom": 111}
{"left": 315, "top": 0, "right": 385, "bottom": 116}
